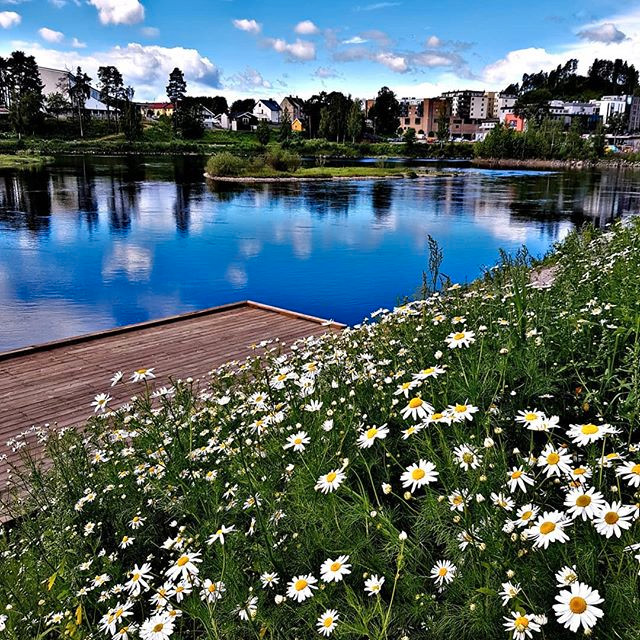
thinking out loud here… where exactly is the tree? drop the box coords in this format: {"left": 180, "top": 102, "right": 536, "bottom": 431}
{"left": 45, "top": 92, "right": 70, "bottom": 120}
{"left": 346, "top": 100, "right": 365, "bottom": 142}
{"left": 278, "top": 108, "right": 292, "bottom": 145}
{"left": 230, "top": 98, "right": 255, "bottom": 116}
{"left": 177, "top": 102, "right": 205, "bottom": 139}
{"left": 166, "top": 67, "right": 187, "bottom": 132}
{"left": 436, "top": 112, "right": 450, "bottom": 143}
{"left": 369, "top": 86, "right": 400, "bottom": 137}
{"left": 97, "top": 65, "right": 123, "bottom": 129}
{"left": 403, "top": 127, "right": 417, "bottom": 148}
{"left": 5, "top": 51, "right": 45, "bottom": 137}
{"left": 607, "top": 112, "right": 628, "bottom": 145}
{"left": 256, "top": 119, "right": 270, "bottom": 145}
{"left": 67, "top": 67, "right": 91, "bottom": 138}
{"left": 304, "top": 92, "right": 328, "bottom": 138}
{"left": 121, "top": 86, "right": 143, "bottom": 141}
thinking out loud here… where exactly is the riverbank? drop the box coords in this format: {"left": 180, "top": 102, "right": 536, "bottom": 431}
{"left": 204, "top": 166, "right": 436, "bottom": 182}
{"left": 473, "top": 157, "right": 640, "bottom": 170}
{"left": 0, "top": 154, "right": 54, "bottom": 169}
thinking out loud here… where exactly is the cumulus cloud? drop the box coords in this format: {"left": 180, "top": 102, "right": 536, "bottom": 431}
{"left": 265, "top": 37, "right": 316, "bottom": 61}
{"left": 39, "top": 27, "right": 64, "bottom": 43}
{"left": 232, "top": 18, "right": 261, "bottom": 34}
{"left": 71, "top": 37, "right": 86, "bottom": 48}
{"left": 482, "top": 47, "right": 561, "bottom": 87}
{"left": 577, "top": 22, "right": 627, "bottom": 44}
{"left": 426, "top": 35, "right": 441, "bottom": 48}
{"left": 374, "top": 51, "right": 407, "bottom": 72}
{"left": 294, "top": 20, "right": 319, "bottom": 35}
{"left": 88, "top": 0, "right": 145, "bottom": 26}
{"left": 343, "top": 36, "right": 367, "bottom": 45}
{"left": 0, "top": 11, "right": 20, "bottom": 28}
{"left": 0, "top": 41, "right": 221, "bottom": 100}
{"left": 226, "top": 67, "right": 272, "bottom": 91}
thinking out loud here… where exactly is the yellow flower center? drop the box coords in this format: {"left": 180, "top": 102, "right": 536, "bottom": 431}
{"left": 573, "top": 468, "right": 586, "bottom": 476}
{"left": 576, "top": 495, "right": 591, "bottom": 508}
{"left": 581, "top": 423, "right": 599, "bottom": 435}
{"left": 330, "top": 562, "right": 342, "bottom": 572}
{"left": 525, "top": 413, "right": 538, "bottom": 421}
{"left": 115, "top": 608, "right": 124, "bottom": 617}
{"left": 402, "top": 382, "right": 411, "bottom": 389}
{"left": 453, "top": 332, "right": 465, "bottom": 340}
{"left": 323, "top": 617, "right": 334, "bottom": 628}
{"left": 438, "top": 567, "right": 448, "bottom": 576}
{"left": 294, "top": 579, "right": 308, "bottom": 591}
{"left": 216, "top": 529, "right": 223, "bottom": 535}
{"left": 631, "top": 463, "right": 640, "bottom": 475}
{"left": 540, "top": 521, "right": 556, "bottom": 535}
{"left": 294, "top": 438, "right": 302, "bottom": 445}
{"left": 431, "top": 413, "right": 444, "bottom": 420}
{"left": 208, "top": 583, "right": 217, "bottom": 592}
{"left": 411, "top": 468, "right": 426, "bottom": 480}
{"left": 547, "top": 452, "right": 560, "bottom": 465}
{"left": 136, "top": 369, "right": 148, "bottom": 375}
{"left": 153, "top": 623, "right": 165, "bottom": 632}
{"left": 515, "top": 616, "right": 529, "bottom": 629}
{"left": 177, "top": 556, "right": 189, "bottom": 567}
{"left": 521, "top": 510, "right": 533, "bottom": 520}
{"left": 326, "top": 472, "right": 337, "bottom": 483}
{"left": 408, "top": 398, "right": 423, "bottom": 408}
{"left": 366, "top": 428, "right": 378, "bottom": 439}
{"left": 569, "top": 596, "right": 587, "bottom": 614}
{"left": 423, "top": 368, "right": 435, "bottom": 375}
{"left": 462, "top": 452, "right": 474, "bottom": 464}
{"left": 604, "top": 511, "right": 619, "bottom": 525}
{"left": 511, "top": 470, "right": 523, "bottom": 479}
{"left": 452, "top": 495, "right": 463, "bottom": 505}
{"left": 455, "top": 404, "right": 467, "bottom": 413}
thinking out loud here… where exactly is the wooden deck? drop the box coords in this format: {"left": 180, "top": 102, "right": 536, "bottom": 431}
{"left": 0, "top": 301, "right": 343, "bottom": 475}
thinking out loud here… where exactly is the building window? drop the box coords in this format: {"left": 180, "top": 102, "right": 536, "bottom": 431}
{"left": 415, "top": 118, "right": 421, "bottom": 124}
{"left": 404, "top": 118, "right": 410, "bottom": 125}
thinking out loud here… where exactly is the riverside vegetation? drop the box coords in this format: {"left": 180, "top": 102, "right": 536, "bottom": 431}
{"left": 1, "top": 220, "right": 640, "bottom": 639}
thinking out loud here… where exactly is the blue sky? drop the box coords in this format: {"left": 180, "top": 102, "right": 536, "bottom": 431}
{"left": 1, "top": 0, "right": 640, "bottom": 101}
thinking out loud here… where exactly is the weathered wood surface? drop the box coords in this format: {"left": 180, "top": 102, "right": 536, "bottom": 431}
{"left": 0, "top": 301, "right": 343, "bottom": 479}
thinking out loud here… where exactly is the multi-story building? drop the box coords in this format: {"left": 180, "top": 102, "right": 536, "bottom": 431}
{"left": 397, "top": 97, "right": 448, "bottom": 137}
{"left": 442, "top": 90, "right": 488, "bottom": 120}
{"left": 280, "top": 96, "right": 305, "bottom": 122}
{"left": 497, "top": 94, "right": 518, "bottom": 122}
{"left": 485, "top": 91, "right": 499, "bottom": 119}
{"left": 592, "top": 95, "right": 632, "bottom": 126}
{"left": 548, "top": 100, "right": 599, "bottom": 128}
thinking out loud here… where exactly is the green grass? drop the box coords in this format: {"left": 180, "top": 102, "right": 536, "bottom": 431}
{"left": 1, "top": 220, "right": 639, "bottom": 639}
{"left": 0, "top": 154, "right": 54, "bottom": 169}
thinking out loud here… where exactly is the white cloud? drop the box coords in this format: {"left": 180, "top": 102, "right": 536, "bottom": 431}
{"left": 266, "top": 37, "right": 316, "bottom": 61}
{"left": 343, "top": 36, "right": 367, "bottom": 44}
{"left": 232, "top": 18, "right": 261, "bottom": 34}
{"left": 88, "top": 0, "right": 145, "bottom": 26}
{"left": 374, "top": 51, "right": 407, "bottom": 72}
{"left": 426, "top": 35, "right": 441, "bottom": 48}
{"left": 226, "top": 67, "right": 272, "bottom": 91}
{"left": 140, "top": 26, "right": 159, "bottom": 37}
{"left": 577, "top": 22, "right": 626, "bottom": 44}
{"left": 39, "top": 27, "right": 64, "bottom": 43}
{"left": 482, "top": 47, "right": 561, "bottom": 87}
{"left": 314, "top": 66, "right": 340, "bottom": 78}
{"left": 294, "top": 20, "right": 319, "bottom": 35}
{"left": 0, "top": 11, "right": 20, "bottom": 28}
{"left": 71, "top": 37, "right": 86, "bottom": 48}
{"left": 0, "top": 41, "right": 221, "bottom": 100}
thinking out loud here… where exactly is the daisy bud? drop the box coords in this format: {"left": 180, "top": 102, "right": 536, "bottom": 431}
{"left": 370, "top": 510, "right": 377, "bottom": 517}
{"left": 453, "top": 515, "right": 461, "bottom": 523}
{"left": 404, "top": 491, "right": 412, "bottom": 500}
{"left": 434, "top": 350, "right": 443, "bottom": 360}
{"left": 478, "top": 542, "right": 486, "bottom": 551}
{"left": 382, "top": 483, "right": 392, "bottom": 494}
{"left": 275, "top": 595, "right": 284, "bottom": 604}
{"left": 510, "top": 533, "right": 518, "bottom": 542}
{"left": 494, "top": 427, "right": 503, "bottom": 434}
{"left": 475, "top": 494, "right": 485, "bottom": 503}
{"left": 479, "top": 475, "right": 487, "bottom": 482}
{"left": 469, "top": 603, "right": 477, "bottom": 611}
{"left": 484, "top": 438, "right": 494, "bottom": 448}
{"left": 399, "top": 531, "right": 407, "bottom": 541}
{"left": 506, "top": 570, "right": 515, "bottom": 578}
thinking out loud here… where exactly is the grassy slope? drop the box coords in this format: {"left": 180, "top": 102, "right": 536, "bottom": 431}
{"left": 1, "top": 220, "right": 639, "bottom": 639}
{"left": 0, "top": 154, "right": 54, "bottom": 169}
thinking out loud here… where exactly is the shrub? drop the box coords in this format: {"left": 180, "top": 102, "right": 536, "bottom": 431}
{"left": 206, "top": 151, "right": 247, "bottom": 177}
{"left": 264, "top": 148, "right": 301, "bottom": 173}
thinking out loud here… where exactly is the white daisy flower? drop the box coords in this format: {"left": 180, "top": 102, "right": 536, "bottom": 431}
{"left": 317, "top": 609, "right": 338, "bottom": 637}
{"left": 286, "top": 574, "right": 317, "bottom": 603}
{"left": 526, "top": 511, "right": 570, "bottom": 549}
{"left": 314, "top": 469, "right": 346, "bottom": 494}
{"left": 616, "top": 460, "right": 640, "bottom": 487}
{"left": 567, "top": 422, "right": 618, "bottom": 446}
{"left": 537, "top": 444, "right": 572, "bottom": 478}
{"left": 364, "top": 574, "right": 385, "bottom": 596}
{"left": 430, "top": 560, "right": 457, "bottom": 587}
{"left": 503, "top": 611, "right": 541, "bottom": 640}
{"left": 507, "top": 467, "right": 535, "bottom": 493}
{"left": 593, "top": 501, "right": 636, "bottom": 538}
{"left": 400, "top": 396, "right": 433, "bottom": 421}
{"left": 320, "top": 555, "right": 352, "bottom": 583}
{"left": 357, "top": 424, "right": 389, "bottom": 449}
{"left": 552, "top": 582, "right": 604, "bottom": 633}
{"left": 555, "top": 565, "right": 578, "bottom": 587}
{"left": 283, "top": 431, "right": 310, "bottom": 452}
{"left": 564, "top": 487, "right": 605, "bottom": 521}
{"left": 445, "top": 330, "right": 476, "bottom": 349}
{"left": 400, "top": 459, "right": 438, "bottom": 493}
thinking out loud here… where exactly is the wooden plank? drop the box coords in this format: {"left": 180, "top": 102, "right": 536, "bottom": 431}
{"left": 0, "top": 301, "right": 342, "bottom": 476}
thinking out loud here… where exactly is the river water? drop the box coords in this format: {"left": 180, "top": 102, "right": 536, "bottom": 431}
{"left": 0, "top": 155, "right": 638, "bottom": 351}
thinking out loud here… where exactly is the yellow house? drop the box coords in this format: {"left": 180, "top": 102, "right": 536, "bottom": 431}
{"left": 292, "top": 117, "right": 304, "bottom": 132}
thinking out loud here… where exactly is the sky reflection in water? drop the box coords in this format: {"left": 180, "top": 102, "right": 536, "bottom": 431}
{"left": 0, "top": 156, "right": 638, "bottom": 351}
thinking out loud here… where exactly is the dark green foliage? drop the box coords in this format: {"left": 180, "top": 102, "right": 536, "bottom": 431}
{"left": 369, "top": 86, "right": 401, "bottom": 137}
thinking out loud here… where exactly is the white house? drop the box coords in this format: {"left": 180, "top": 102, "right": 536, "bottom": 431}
{"left": 211, "top": 112, "right": 231, "bottom": 130}
{"left": 253, "top": 99, "right": 281, "bottom": 124}
{"left": 592, "top": 95, "right": 631, "bottom": 126}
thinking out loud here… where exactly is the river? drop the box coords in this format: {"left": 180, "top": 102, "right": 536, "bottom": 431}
{"left": 0, "top": 155, "right": 638, "bottom": 351}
